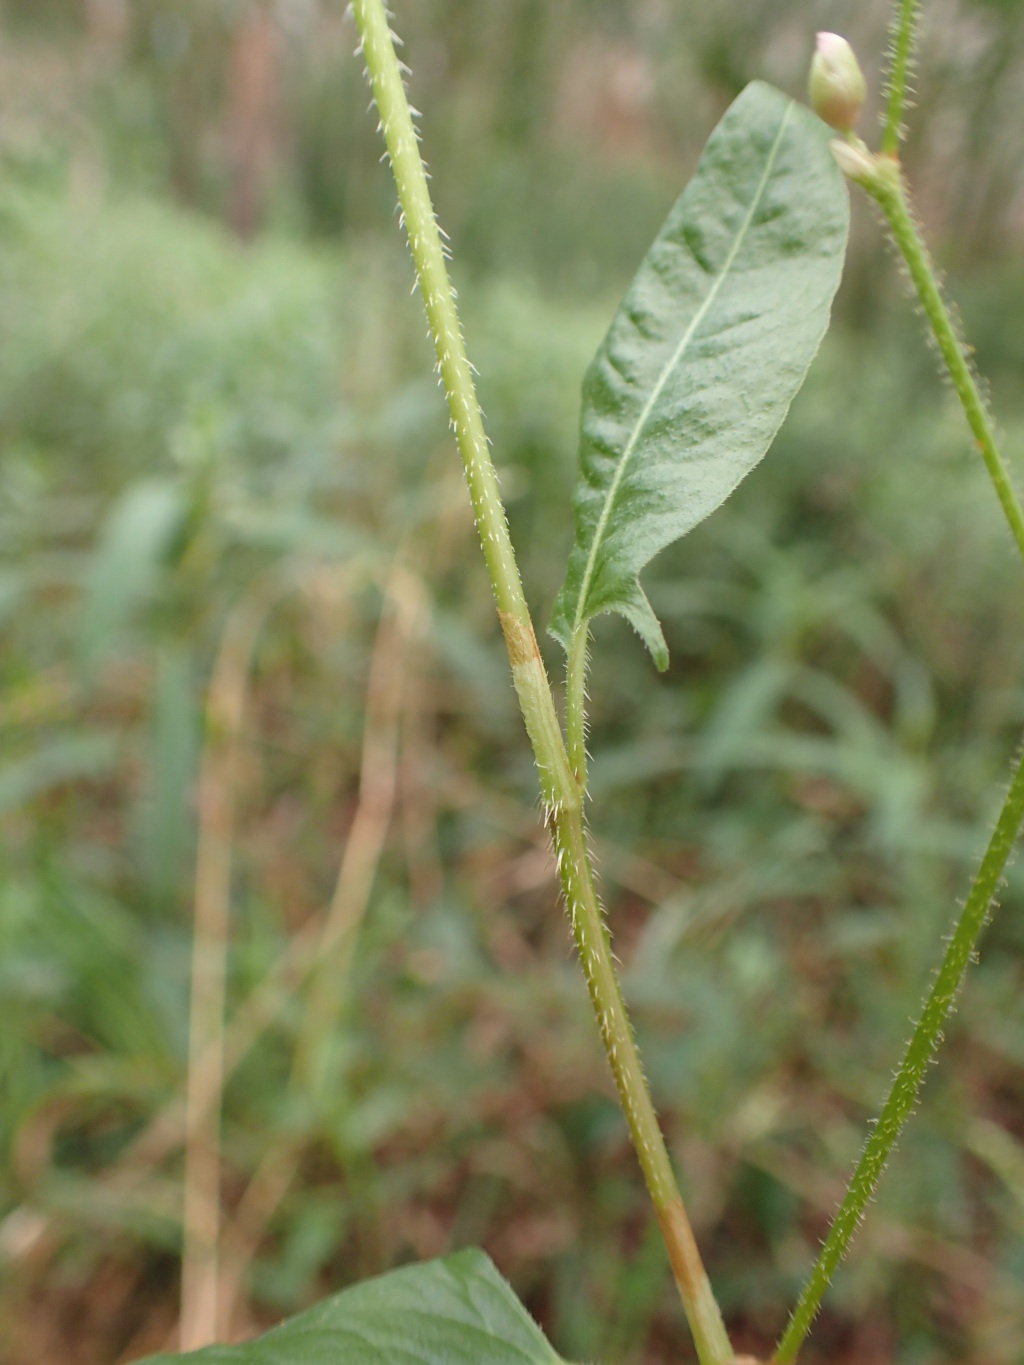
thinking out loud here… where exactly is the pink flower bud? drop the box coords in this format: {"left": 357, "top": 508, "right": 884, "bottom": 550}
{"left": 809, "top": 32, "right": 867, "bottom": 132}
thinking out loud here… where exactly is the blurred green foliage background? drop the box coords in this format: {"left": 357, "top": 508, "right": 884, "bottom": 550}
{"left": 3, "top": 1, "right": 1024, "bottom": 1362}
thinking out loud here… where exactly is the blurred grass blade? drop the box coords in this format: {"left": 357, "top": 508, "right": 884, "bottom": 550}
{"left": 78, "top": 479, "right": 185, "bottom": 666}
{"left": 140, "top": 1250, "right": 567, "bottom": 1364}
{"left": 0, "top": 732, "right": 119, "bottom": 813}
{"left": 143, "top": 646, "right": 198, "bottom": 902}
{"left": 549, "top": 82, "right": 849, "bottom": 669}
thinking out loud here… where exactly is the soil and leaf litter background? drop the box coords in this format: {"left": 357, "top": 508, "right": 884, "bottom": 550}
{"left": 4, "top": 1, "right": 1024, "bottom": 1362}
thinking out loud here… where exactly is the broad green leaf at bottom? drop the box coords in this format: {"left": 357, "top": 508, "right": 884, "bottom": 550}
{"left": 137, "top": 1249, "right": 568, "bottom": 1365}
{"left": 549, "top": 81, "right": 849, "bottom": 669}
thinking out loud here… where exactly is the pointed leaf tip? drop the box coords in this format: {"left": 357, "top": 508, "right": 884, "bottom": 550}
{"left": 549, "top": 80, "right": 849, "bottom": 669}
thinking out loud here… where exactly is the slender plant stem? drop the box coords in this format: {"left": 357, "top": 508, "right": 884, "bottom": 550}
{"left": 566, "top": 625, "right": 589, "bottom": 790}
{"left": 352, "top": 0, "right": 570, "bottom": 810}
{"left": 882, "top": 0, "right": 920, "bottom": 156}
{"left": 181, "top": 590, "right": 275, "bottom": 1350}
{"left": 549, "top": 800, "right": 733, "bottom": 1364}
{"left": 777, "top": 140, "right": 1024, "bottom": 1361}
{"left": 867, "top": 165, "right": 1024, "bottom": 569}
{"left": 775, "top": 746, "right": 1024, "bottom": 1363}
{"left": 295, "top": 562, "right": 422, "bottom": 1092}
{"left": 218, "top": 561, "right": 422, "bottom": 1337}
{"left": 351, "top": 3, "right": 733, "bottom": 1361}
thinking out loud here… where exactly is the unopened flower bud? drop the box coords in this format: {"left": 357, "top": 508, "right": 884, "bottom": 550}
{"left": 829, "top": 137, "right": 877, "bottom": 185}
{"left": 809, "top": 32, "right": 867, "bottom": 132}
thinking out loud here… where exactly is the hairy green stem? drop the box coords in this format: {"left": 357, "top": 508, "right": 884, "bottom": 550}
{"left": 775, "top": 746, "right": 1024, "bottom": 1363}
{"left": 350, "top": 0, "right": 570, "bottom": 808}
{"left": 550, "top": 801, "right": 733, "bottom": 1365}
{"left": 778, "top": 141, "right": 1024, "bottom": 1360}
{"left": 351, "top": 3, "right": 732, "bottom": 1360}
{"left": 867, "top": 163, "right": 1024, "bottom": 568}
{"left": 882, "top": 0, "right": 919, "bottom": 155}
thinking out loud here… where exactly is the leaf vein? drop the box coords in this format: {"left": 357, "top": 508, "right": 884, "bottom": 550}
{"left": 570, "top": 98, "right": 796, "bottom": 637}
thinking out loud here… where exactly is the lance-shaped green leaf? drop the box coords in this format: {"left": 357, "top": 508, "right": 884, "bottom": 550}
{"left": 549, "top": 81, "right": 849, "bottom": 670}
{"left": 137, "top": 1250, "right": 568, "bottom": 1365}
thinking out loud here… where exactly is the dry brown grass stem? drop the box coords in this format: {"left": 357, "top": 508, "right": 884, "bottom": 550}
{"left": 299, "top": 562, "right": 426, "bottom": 1080}
{"left": 179, "top": 584, "right": 280, "bottom": 1352}
{"left": 215, "top": 559, "right": 426, "bottom": 1338}
{"left": 0, "top": 639, "right": 685, "bottom": 1321}
{"left": 0, "top": 564, "right": 424, "bottom": 1309}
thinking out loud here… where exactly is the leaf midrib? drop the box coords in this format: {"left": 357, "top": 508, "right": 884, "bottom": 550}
{"left": 570, "top": 98, "right": 796, "bottom": 640}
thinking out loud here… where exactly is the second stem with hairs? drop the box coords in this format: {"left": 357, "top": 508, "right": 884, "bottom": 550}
{"left": 778, "top": 9, "right": 1024, "bottom": 1362}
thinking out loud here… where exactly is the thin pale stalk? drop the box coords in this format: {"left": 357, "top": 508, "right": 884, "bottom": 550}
{"left": 566, "top": 625, "right": 589, "bottom": 790}
{"left": 216, "top": 1149, "right": 299, "bottom": 1340}
{"left": 180, "top": 591, "right": 274, "bottom": 1351}
{"left": 775, "top": 746, "right": 1024, "bottom": 1364}
{"left": 882, "top": 0, "right": 920, "bottom": 155}
{"left": 294, "top": 562, "right": 424, "bottom": 1090}
{"left": 217, "top": 562, "right": 421, "bottom": 1336}
{"left": 351, "top": 3, "right": 733, "bottom": 1360}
